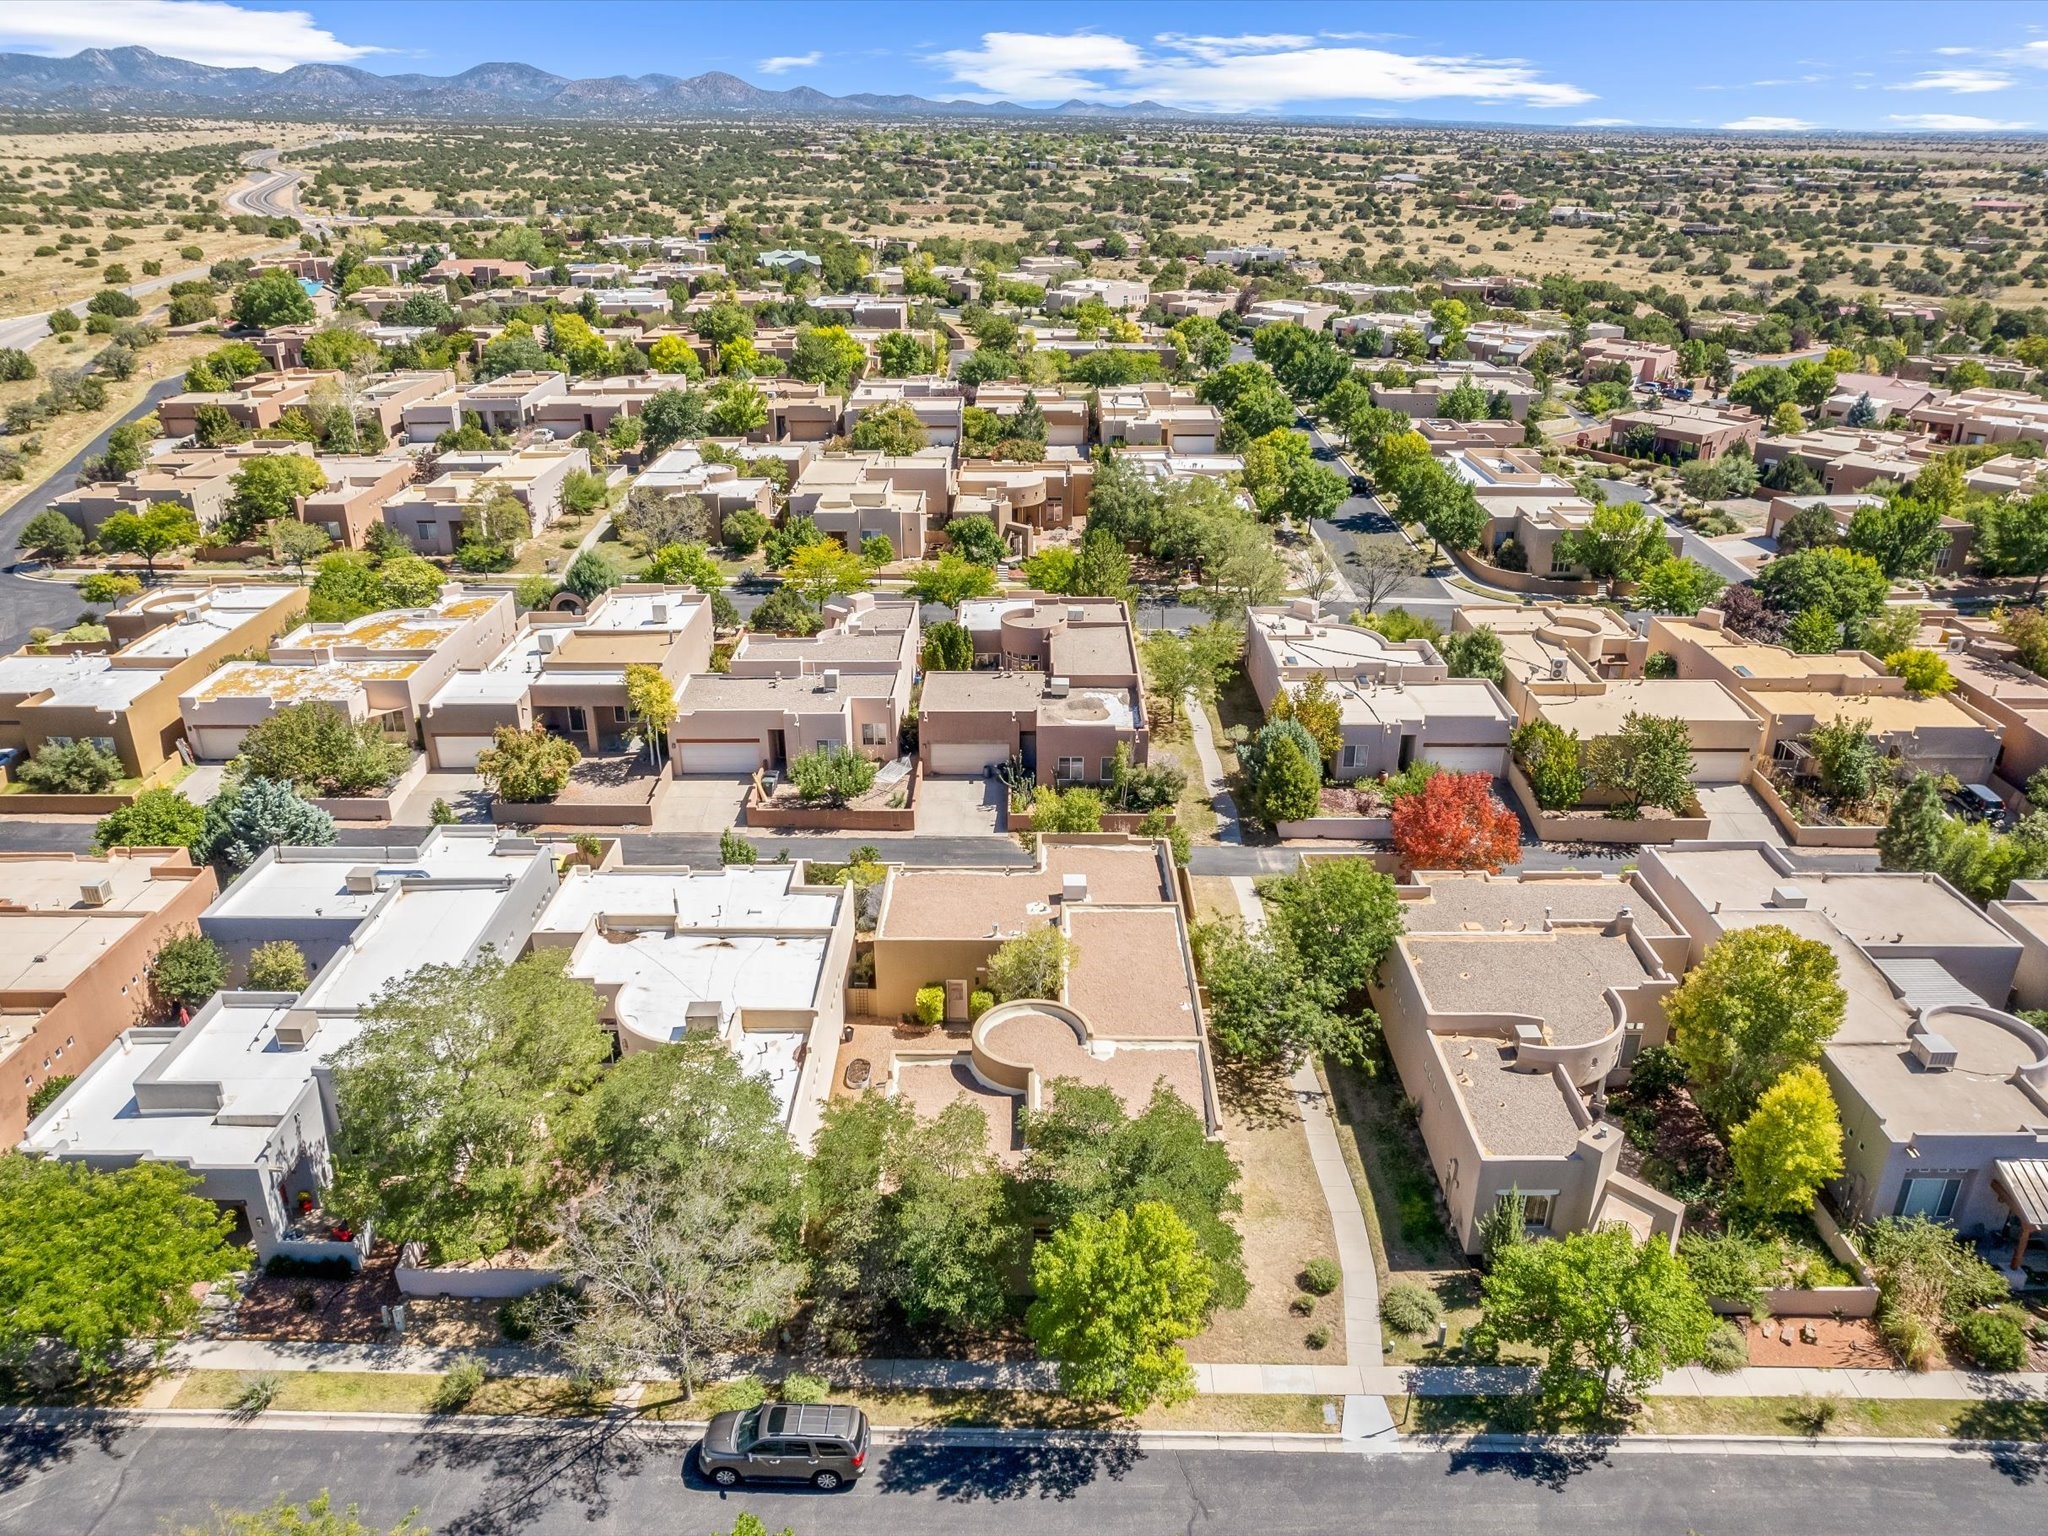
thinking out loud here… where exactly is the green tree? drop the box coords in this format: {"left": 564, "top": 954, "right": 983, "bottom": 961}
{"left": 378, "top": 555, "right": 442, "bottom": 609}
{"left": 748, "top": 585, "right": 821, "bottom": 636}
{"left": 232, "top": 268, "right": 317, "bottom": 329}
{"left": 1028, "top": 784, "right": 1105, "bottom": 832}
{"left": 848, "top": 400, "right": 928, "bottom": 454}
{"left": 921, "top": 620, "right": 973, "bottom": 670}
{"left": 232, "top": 701, "right": 410, "bottom": 796}
{"left": 1730, "top": 1064, "right": 1844, "bottom": 1214}
{"left": 639, "top": 387, "right": 704, "bottom": 454}
{"left": 1635, "top": 556, "right": 1725, "bottom": 616}
{"left": 77, "top": 571, "right": 142, "bottom": 605}
{"left": 92, "top": 786, "right": 206, "bottom": 854}
{"left": 624, "top": 662, "right": 677, "bottom": 768}
{"left": 904, "top": 550, "right": 997, "bottom": 605}
{"left": 783, "top": 541, "right": 870, "bottom": 604}
{"left": 1808, "top": 716, "right": 1884, "bottom": 805}
{"left": 245, "top": 939, "right": 310, "bottom": 993}
{"left": 563, "top": 548, "right": 621, "bottom": 601}
{"left": 987, "top": 925, "right": 1077, "bottom": 1002}
{"left": 20, "top": 509, "right": 84, "bottom": 561}
{"left": 1258, "top": 856, "right": 1403, "bottom": 1000}
{"left": 274, "top": 519, "right": 332, "bottom": 579}
{"left": 1255, "top": 731, "right": 1322, "bottom": 823}
{"left": 1585, "top": 712, "right": 1695, "bottom": 817}
{"left": 721, "top": 509, "right": 771, "bottom": 555}
{"left": 1512, "top": 718, "right": 1587, "bottom": 810}
{"left": 1846, "top": 496, "right": 1949, "bottom": 580}
{"left": 875, "top": 331, "right": 933, "bottom": 378}
{"left": 1783, "top": 607, "right": 1842, "bottom": 655}
{"left": 194, "top": 777, "right": 336, "bottom": 867}
{"left": 152, "top": 930, "right": 228, "bottom": 1009}
{"left": 1879, "top": 772, "right": 1952, "bottom": 873}
{"left": 477, "top": 724, "right": 579, "bottom": 803}
{"left": 1887, "top": 647, "right": 1955, "bottom": 697}
{"left": 1756, "top": 547, "right": 1888, "bottom": 625}
{"left": 1480, "top": 1223, "right": 1716, "bottom": 1418}
{"left": 789, "top": 324, "right": 866, "bottom": 388}
{"left": 1193, "top": 918, "right": 1357, "bottom": 1066}
{"left": 705, "top": 378, "right": 769, "bottom": 437}
{"left": 17, "top": 740, "right": 122, "bottom": 793}
{"left": 169, "top": 1491, "right": 424, "bottom": 1536}
{"left": 329, "top": 951, "right": 611, "bottom": 1263}
{"left": 1554, "top": 502, "right": 1667, "bottom": 582}
{"left": 1974, "top": 492, "right": 2048, "bottom": 599}
{"left": 1440, "top": 624, "right": 1505, "bottom": 683}
{"left": 943, "top": 514, "right": 1008, "bottom": 566}
{"left": 0, "top": 1157, "right": 235, "bottom": 1379}
{"left": 1028, "top": 1201, "right": 1213, "bottom": 1413}
{"left": 1020, "top": 1081, "right": 1247, "bottom": 1310}
{"left": 1666, "top": 924, "right": 1846, "bottom": 1126}
{"left": 644, "top": 541, "right": 724, "bottom": 590}
{"left": 100, "top": 503, "right": 202, "bottom": 581}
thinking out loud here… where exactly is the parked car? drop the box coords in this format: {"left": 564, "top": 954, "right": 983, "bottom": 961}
{"left": 697, "top": 1401, "right": 870, "bottom": 1490}
{"left": 1950, "top": 782, "right": 2009, "bottom": 826}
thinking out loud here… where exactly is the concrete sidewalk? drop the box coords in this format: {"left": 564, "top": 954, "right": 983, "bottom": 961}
{"left": 165, "top": 1338, "right": 2048, "bottom": 1404}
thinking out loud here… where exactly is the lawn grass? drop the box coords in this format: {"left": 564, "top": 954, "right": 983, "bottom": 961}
{"left": 1321, "top": 1057, "right": 1456, "bottom": 1278}
{"left": 641, "top": 1382, "right": 1337, "bottom": 1434}
{"left": 1389, "top": 1393, "right": 2048, "bottom": 1442}
{"left": 170, "top": 1369, "right": 611, "bottom": 1417}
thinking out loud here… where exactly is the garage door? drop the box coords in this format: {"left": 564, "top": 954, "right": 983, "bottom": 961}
{"left": 1424, "top": 746, "right": 1508, "bottom": 776}
{"left": 676, "top": 740, "right": 762, "bottom": 775}
{"left": 1689, "top": 751, "right": 1752, "bottom": 784}
{"left": 928, "top": 742, "right": 1011, "bottom": 775}
{"left": 186, "top": 726, "right": 248, "bottom": 762}
{"left": 432, "top": 734, "right": 499, "bottom": 770}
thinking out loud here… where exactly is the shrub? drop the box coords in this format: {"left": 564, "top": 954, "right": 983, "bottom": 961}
{"left": 77, "top": 572, "right": 142, "bottom": 604}
{"left": 152, "top": 930, "right": 227, "bottom": 1008}
{"left": 430, "top": 1355, "right": 489, "bottom": 1414}
{"left": 1700, "top": 1321, "right": 1750, "bottom": 1374}
{"left": 718, "top": 827, "right": 757, "bottom": 865}
{"left": 17, "top": 739, "right": 122, "bottom": 793}
{"left": 696, "top": 1375, "right": 767, "bottom": 1415}
{"left": 1379, "top": 1283, "right": 1442, "bottom": 1337}
{"left": 780, "top": 1372, "right": 832, "bottom": 1404}
{"left": 232, "top": 700, "right": 410, "bottom": 796}
{"left": 1881, "top": 1308, "right": 1940, "bottom": 1372}
{"left": 789, "top": 744, "right": 878, "bottom": 806}
{"left": 92, "top": 786, "right": 205, "bottom": 853}
{"left": 1301, "top": 1256, "right": 1342, "bottom": 1296}
{"left": 914, "top": 985, "right": 945, "bottom": 1026}
{"left": 1305, "top": 1324, "right": 1332, "bottom": 1350}
{"left": 1951, "top": 1309, "right": 2029, "bottom": 1372}
{"left": 233, "top": 1373, "right": 281, "bottom": 1413}
{"left": 987, "top": 926, "right": 1076, "bottom": 1002}
{"left": 969, "top": 988, "right": 993, "bottom": 1019}
{"left": 245, "top": 939, "right": 309, "bottom": 993}
{"left": 476, "top": 725, "right": 579, "bottom": 803}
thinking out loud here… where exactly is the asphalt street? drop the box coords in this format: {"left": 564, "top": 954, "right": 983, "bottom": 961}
{"left": 1, "top": 1421, "right": 2041, "bottom": 1536}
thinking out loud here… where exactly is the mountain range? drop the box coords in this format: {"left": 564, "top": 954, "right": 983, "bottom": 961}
{"left": 0, "top": 47, "right": 1198, "bottom": 120}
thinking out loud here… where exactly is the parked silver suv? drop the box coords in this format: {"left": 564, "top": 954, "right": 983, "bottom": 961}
{"left": 697, "top": 1401, "right": 870, "bottom": 1490}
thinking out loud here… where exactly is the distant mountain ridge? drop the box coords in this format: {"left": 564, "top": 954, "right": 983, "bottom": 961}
{"left": 0, "top": 47, "right": 1201, "bottom": 120}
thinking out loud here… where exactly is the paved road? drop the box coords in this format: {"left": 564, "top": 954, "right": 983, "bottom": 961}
{"left": 2, "top": 1422, "right": 2040, "bottom": 1536}
{"left": 0, "top": 376, "right": 189, "bottom": 652}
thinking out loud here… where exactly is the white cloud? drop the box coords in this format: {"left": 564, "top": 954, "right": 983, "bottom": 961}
{"left": 1893, "top": 69, "right": 2013, "bottom": 93}
{"left": 757, "top": 51, "right": 822, "bottom": 75}
{"left": 1576, "top": 117, "right": 1632, "bottom": 126}
{"left": 0, "top": 0, "right": 380, "bottom": 70}
{"left": 930, "top": 29, "right": 1591, "bottom": 111}
{"left": 1889, "top": 112, "right": 2034, "bottom": 130}
{"left": 1720, "top": 116, "right": 1816, "bottom": 131}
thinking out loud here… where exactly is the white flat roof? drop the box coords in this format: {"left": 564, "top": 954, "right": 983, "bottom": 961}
{"left": 299, "top": 882, "right": 519, "bottom": 1011}
{"left": 206, "top": 836, "right": 534, "bottom": 922}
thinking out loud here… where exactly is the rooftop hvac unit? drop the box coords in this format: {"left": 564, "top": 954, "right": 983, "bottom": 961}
{"left": 1769, "top": 883, "right": 1808, "bottom": 909}
{"left": 1044, "top": 676, "right": 1070, "bottom": 698}
{"left": 820, "top": 669, "right": 840, "bottom": 692}
{"left": 344, "top": 866, "right": 380, "bottom": 894}
{"left": 1949, "top": 634, "right": 1968, "bottom": 653}
{"left": 77, "top": 877, "right": 114, "bottom": 908}
{"left": 1068, "top": 606, "right": 1085, "bottom": 623}
{"left": 1550, "top": 657, "right": 1568, "bottom": 680}
{"left": 275, "top": 1010, "right": 320, "bottom": 1047}
{"left": 1061, "top": 872, "right": 1089, "bottom": 904}
{"left": 683, "top": 1000, "right": 722, "bottom": 1034}
{"left": 651, "top": 602, "right": 668, "bottom": 623}
{"left": 537, "top": 632, "right": 557, "bottom": 654}
{"left": 1910, "top": 1032, "right": 1959, "bottom": 1072}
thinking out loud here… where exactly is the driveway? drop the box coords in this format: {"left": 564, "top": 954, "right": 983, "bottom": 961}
{"left": 656, "top": 774, "right": 751, "bottom": 835}
{"left": 1697, "top": 781, "right": 1787, "bottom": 844}
{"left": 917, "top": 774, "right": 1006, "bottom": 836}
{"left": 389, "top": 769, "right": 489, "bottom": 825}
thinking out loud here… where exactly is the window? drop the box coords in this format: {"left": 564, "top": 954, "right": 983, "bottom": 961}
{"left": 861, "top": 722, "right": 886, "bottom": 746}
{"left": 1341, "top": 743, "right": 1359, "bottom": 771}
{"left": 1895, "top": 1176, "right": 1960, "bottom": 1221}
{"left": 1101, "top": 756, "right": 1116, "bottom": 783}
{"left": 613, "top": 706, "right": 629, "bottom": 724}
{"left": 416, "top": 522, "right": 435, "bottom": 544}
{"left": 1521, "top": 1194, "right": 1553, "bottom": 1226}
{"left": 1056, "top": 755, "right": 1085, "bottom": 781}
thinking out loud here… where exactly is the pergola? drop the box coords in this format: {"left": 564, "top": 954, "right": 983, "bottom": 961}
{"left": 1990, "top": 1158, "right": 2048, "bottom": 1273}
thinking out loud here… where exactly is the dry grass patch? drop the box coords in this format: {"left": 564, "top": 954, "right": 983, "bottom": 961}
{"left": 643, "top": 1382, "right": 1336, "bottom": 1435}
{"left": 170, "top": 1368, "right": 611, "bottom": 1417}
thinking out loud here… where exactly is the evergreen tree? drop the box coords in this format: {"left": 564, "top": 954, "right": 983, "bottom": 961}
{"left": 1878, "top": 773, "right": 1952, "bottom": 873}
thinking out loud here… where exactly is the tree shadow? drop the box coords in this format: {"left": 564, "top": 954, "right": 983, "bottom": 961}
{"left": 1214, "top": 1053, "right": 1298, "bottom": 1129}
{"left": 871, "top": 1429, "right": 1143, "bottom": 1502}
{"left": 1953, "top": 1388, "right": 2048, "bottom": 1484}
{"left": 1441, "top": 1434, "right": 1617, "bottom": 1490}
{"left": 401, "top": 1412, "right": 663, "bottom": 1536}
{"left": 0, "top": 1409, "right": 136, "bottom": 1495}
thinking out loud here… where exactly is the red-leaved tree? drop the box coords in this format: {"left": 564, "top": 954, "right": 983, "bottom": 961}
{"left": 1392, "top": 771, "right": 1520, "bottom": 874}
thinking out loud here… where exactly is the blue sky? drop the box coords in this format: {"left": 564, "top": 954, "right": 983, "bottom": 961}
{"left": 7, "top": 0, "right": 2048, "bottom": 131}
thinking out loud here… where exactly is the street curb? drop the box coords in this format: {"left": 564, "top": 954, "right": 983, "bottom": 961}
{"left": 3, "top": 1405, "right": 2043, "bottom": 1462}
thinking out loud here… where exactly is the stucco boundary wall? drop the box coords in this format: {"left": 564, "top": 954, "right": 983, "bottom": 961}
{"left": 745, "top": 766, "right": 921, "bottom": 832}
{"left": 0, "top": 753, "right": 188, "bottom": 815}
{"left": 395, "top": 1241, "right": 560, "bottom": 1300}
{"left": 1746, "top": 769, "right": 1881, "bottom": 849}
{"left": 1009, "top": 806, "right": 1177, "bottom": 836}
{"left": 1446, "top": 545, "right": 1604, "bottom": 599}
{"left": 1506, "top": 761, "right": 1711, "bottom": 844}
{"left": 488, "top": 774, "right": 669, "bottom": 828}
{"left": 1274, "top": 815, "right": 1395, "bottom": 840}
{"left": 307, "top": 753, "right": 429, "bottom": 822}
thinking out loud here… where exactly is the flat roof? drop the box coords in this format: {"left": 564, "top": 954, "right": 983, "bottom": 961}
{"left": 1745, "top": 688, "right": 1989, "bottom": 734}
{"left": 206, "top": 834, "right": 533, "bottom": 922}
{"left": 1542, "top": 679, "right": 1759, "bottom": 735}
{"left": 1403, "top": 871, "right": 1676, "bottom": 938}
{"left": 1653, "top": 847, "right": 2012, "bottom": 950}
{"left": 1064, "top": 905, "right": 1201, "bottom": 1041}
{"left": 1405, "top": 928, "right": 1656, "bottom": 1047}
{"left": 298, "top": 882, "right": 519, "bottom": 1011}
{"left": 881, "top": 842, "right": 1171, "bottom": 943}
{"left": 1432, "top": 1035, "right": 1585, "bottom": 1156}
{"left": 0, "top": 652, "right": 159, "bottom": 709}
{"left": 537, "top": 864, "right": 840, "bottom": 937}
{"left": 680, "top": 671, "right": 895, "bottom": 711}
{"left": 1250, "top": 610, "right": 1434, "bottom": 671}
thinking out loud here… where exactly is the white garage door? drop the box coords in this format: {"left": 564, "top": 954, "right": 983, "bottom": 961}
{"left": 1689, "top": 751, "right": 1752, "bottom": 784}
{"left": 676, "top": 740, "right": 761, "bottom": 775}
{"left": 432, "top": 735, "right": 499, "bottom": 770}
{"left": 1424, "top": 746, "right": 1508, "bottom": 776}
{"left": 928, "top": 742, "right": 1011, "bottom": 775}
{"left": 185, "top": 726, "right": 247, "bottom": 762}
